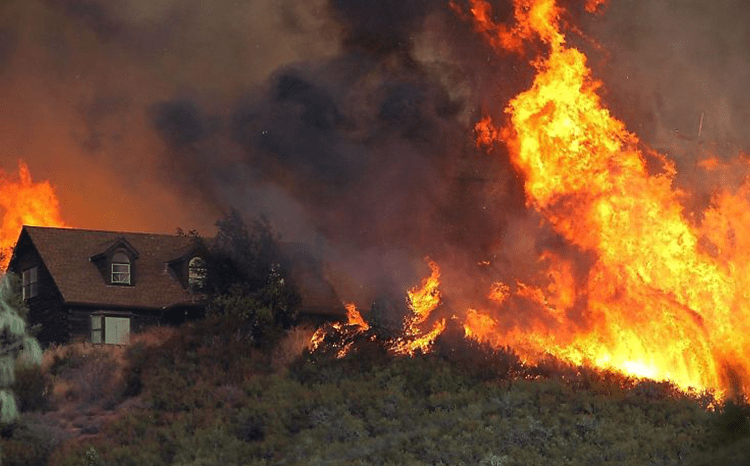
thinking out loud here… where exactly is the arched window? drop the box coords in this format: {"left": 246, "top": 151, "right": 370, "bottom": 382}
{"left": 111, "top": 252, "right": 131, "bottom": 284}
{"left": 188, "top": 256, "right": 207, "bottom": 290}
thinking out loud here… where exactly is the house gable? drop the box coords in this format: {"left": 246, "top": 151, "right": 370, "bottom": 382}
{"left": 8, "top": 228, "right": 69, "bottom": 344}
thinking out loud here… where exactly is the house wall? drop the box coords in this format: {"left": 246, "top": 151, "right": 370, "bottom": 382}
{"left": 68, "top": 306, "right": 163, "bottom": 343}
{"left": 10, "top": 245, "right": 70, "bottom": 345}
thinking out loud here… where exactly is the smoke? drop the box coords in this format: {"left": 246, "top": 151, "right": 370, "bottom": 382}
{"left": 580, "top": 0, "right": 750, "bottom": 153}
{"left": 7, "top": 0, "right": 750, "bottom": 319}
{"left": 0, "top": 0, "right": 339, "bottom": 232}
{"left": 568, "top": 0, "right": 750, "bottom": 224}
{"left": 144, "top": 0, "right": 534, "bottom": 306}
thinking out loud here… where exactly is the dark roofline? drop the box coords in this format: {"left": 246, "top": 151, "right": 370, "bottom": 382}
{"left": 89, "top": 236, "right": 141, "bottom": 262}
{"left": 65, "top": 300, "right": 204, "bottom": 312}
{"left": 22, "top": 225, "right": 204, "bottom": 238}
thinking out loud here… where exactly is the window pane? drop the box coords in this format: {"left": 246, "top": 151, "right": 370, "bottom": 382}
{"left": 112, "top": 252, "right": 130, "bottom": 263}
{"left": 91, "top": 315, "right": 102, "bottom": 330}
{"left": 188, "top": 257, "right": 207, "bottom": 289}
{"left": 91, "top": 330, "right": 102, "bottom": 344}
{"left": 22, "top": 267, "right": 39, "bottom": 299}
{"left": 112, "top": 263, "right": 131, "bottom": 284}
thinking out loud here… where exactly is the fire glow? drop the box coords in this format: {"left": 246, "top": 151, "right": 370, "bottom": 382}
{"left": 455, "top": 0, "right": 749, "bottom": 396}
{"left": 0, "top": 162, "right": 66, "bottom": 268}
{"left": 313, "top": 0, "right": 750, "bottom": 399}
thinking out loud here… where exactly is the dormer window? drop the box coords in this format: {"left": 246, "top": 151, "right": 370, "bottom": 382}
{"left": 111, "top": 252, "right": 131, "bottom": 285}
{"left": 188, "top": 256, "right": 207, "bottom": 290}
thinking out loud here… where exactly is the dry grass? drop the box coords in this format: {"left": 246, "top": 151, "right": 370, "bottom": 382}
{"left": 41, "top": 326, "right": 178, "bottom": 415}
{"left": 271, "top": 323, "right": 318, "bottom": 371}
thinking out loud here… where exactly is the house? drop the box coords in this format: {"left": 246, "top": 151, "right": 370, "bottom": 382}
{"left": 8, "top": 226, "right": 345, "bottom": 346}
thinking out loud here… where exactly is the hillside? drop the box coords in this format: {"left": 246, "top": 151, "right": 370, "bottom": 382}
{"left": 2, "top": 318, "right": 749, "bottom": 466}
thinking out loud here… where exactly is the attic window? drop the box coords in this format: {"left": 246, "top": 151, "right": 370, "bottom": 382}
{"left": 188, "top": 256, "right": 207, "bottom": 290}
{"left": 22, "top": 267, "right": 38, "bottom": 300}
{"left": 111, "top": 252, "right": 131, "bottom": 285}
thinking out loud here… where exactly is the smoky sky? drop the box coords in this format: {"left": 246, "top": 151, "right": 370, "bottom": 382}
{"left": 4, "top": 0, "right": 750, "bottom": 309}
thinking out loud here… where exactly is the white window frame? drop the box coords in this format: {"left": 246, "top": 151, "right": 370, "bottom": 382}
{"left": 22, "top": 267, "right": 39, "bottom": 300}
{"left": 111, "top": 251, "right": 131, "bottom": 285}
{"left": 111, "top": 263, "right": 131, "bottom": 284}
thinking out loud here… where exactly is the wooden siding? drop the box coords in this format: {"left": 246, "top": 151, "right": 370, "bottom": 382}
{"left": 11, "top": 243, "right": 70, "bottom": 345}
{"left": 68, "top": 307, "right": 163, "bottom": 343}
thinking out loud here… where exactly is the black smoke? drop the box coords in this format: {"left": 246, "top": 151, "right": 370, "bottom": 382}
{"left": 147, "top": 0, "right": 529, "bottom": 306}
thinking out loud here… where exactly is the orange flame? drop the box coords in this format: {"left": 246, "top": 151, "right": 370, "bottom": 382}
{"left": 393, "top": 260, "right": 446, "bottom": 355}
{"left": 460, "top": 0, "right": 750, "bottom": 397}
{"left": 0, "top": 162, "right": 66, "bottom": 269}
{"left": 345, "top": 302, "right": 369, "bottom": 331}
{"left": 405, "top": 260, "right": 441, "bottom": 328}
{"left": 310, "top": 262, "right": 448, "bottom": 358}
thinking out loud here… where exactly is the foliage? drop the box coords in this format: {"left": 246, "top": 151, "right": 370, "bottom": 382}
{"left": 0, "top": 273, "right": 43, "bottom": 425}
{"left": 686, "top": 398, "right": 750, "bottom": 466}
{"left": 12, "top": 360, "right": 52, "bottom": 413}
{"left": 42, "top": 323, "right": 722, "bottom": 466}
{"left": 204, "top": 210, "right": 300, "bottom": 349}
{"left": 0, "top": 416, "right": 63, "bottom": 466}
{"left": 44, "top": 343, "right": 124, "bottom": 411}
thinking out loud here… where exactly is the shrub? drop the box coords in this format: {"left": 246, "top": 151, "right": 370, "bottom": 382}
{"left": 433, "top": 331, "right": 523, "bottom": 383}
{"left": 44, "top": 343, "right": 125, "bottom": 411}
{"left": 0, "top": 417, "right": 67, "bottom": 466}
{"left": 13, "top": 360, "right": 52, "bottom": 412}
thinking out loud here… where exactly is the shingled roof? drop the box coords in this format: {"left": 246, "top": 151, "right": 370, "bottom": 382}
{"left": 14, "top": 226, "right": 346, "bottom": 317}
{"left": 19, "top": 226, "right": 199, "bottom": 309}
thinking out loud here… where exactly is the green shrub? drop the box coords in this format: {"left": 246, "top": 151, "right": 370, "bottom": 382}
{"left": 13, "top": 361, "right": 52, "bottom": 412}
{"left": 0, "top": 417, "right": 66, "bottom": 466}
{"left": 433, "top": 331, "right": 523, "bottom": 383}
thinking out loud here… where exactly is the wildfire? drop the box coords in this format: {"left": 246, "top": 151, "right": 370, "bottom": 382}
{"left": 0, "top": 162, "right": 66, "bottom": 269}
{"left": 306, "top": 0, "right": 750, "bottom": 398}
{"left": 453, "top": 0, "right": 749, "bottom": 396}
{"left": 392, "top": 260, "right": 446, "bottom": 356}
{"left": 345, "top": 302, "right": 369, "bottom": 331}
{"left": 309, "top": 263, "right": 446, "bottom": 358}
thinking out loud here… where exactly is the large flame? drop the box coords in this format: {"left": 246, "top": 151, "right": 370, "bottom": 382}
{"left": 306, "top": 0, "right": 750, "bottom": 397}
{"left": 0, "top": 162, "right": 66, "bottom": 269}
{"left": 392, "top": 260, "right": 446, "bottom": 356}
{"left": 452, "top": 0, "right": 750, "bottom": 396}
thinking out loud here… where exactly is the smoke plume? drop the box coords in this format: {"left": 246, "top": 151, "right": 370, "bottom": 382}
{"left": 4, "top": 0, "right": 750, "bottom": 313}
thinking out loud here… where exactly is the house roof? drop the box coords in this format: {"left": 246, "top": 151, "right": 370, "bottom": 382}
{"left": 13, "top": 226, "right": 346, "bottom": 317}
{"left": 18, "top": 226, "right": 200, "bottom": 310}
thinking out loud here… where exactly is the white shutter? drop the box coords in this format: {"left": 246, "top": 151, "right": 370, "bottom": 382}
{"left": 91, "top": 316, "right": 102, "bottom": 344}
{"left": 104, "top": 317, "right": 130, "bottom": 345}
